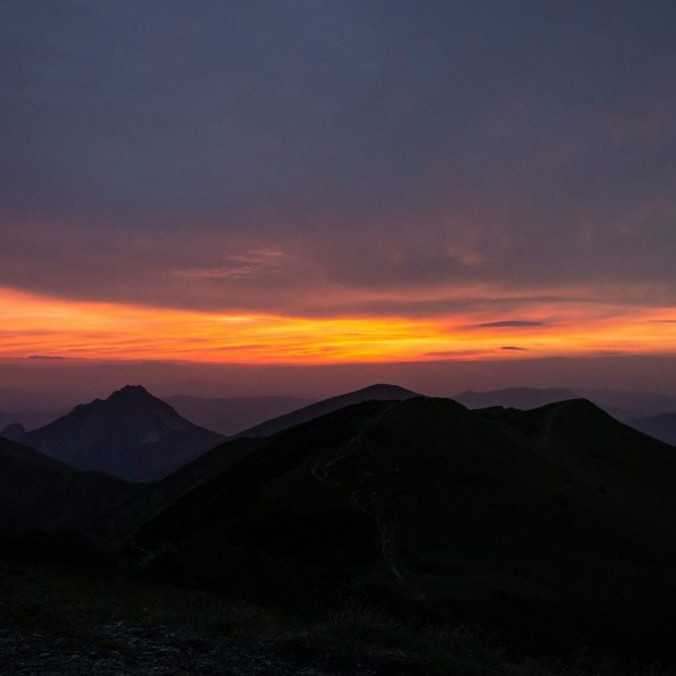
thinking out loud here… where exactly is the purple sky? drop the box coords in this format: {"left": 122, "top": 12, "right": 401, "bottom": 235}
{"left": 2, "top": 1, "right": 676, "bottom": 398}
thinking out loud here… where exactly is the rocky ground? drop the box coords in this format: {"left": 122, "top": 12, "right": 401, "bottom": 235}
{"left": 1, "top": 559, "right": 673, "bottom": 676}
{"left": 0, "top": 561, "right": 413, "bottom": 675}
{"left": 0, "top": 622, "right": 391, "bottom": 675}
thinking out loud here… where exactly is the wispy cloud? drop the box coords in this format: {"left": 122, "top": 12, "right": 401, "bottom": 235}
{"left": 501, "top": 346, "right": 528, "bottom": 351}
{"left": 469, "top": 320, "right": 547, "bottom": 329}
{"left": 174, "top": 249, "right": 286, "bottom": 280}
{"left": 27, "top": 355, "right": 67, "bottom": 360}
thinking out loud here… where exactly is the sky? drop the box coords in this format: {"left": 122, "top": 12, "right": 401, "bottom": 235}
{"left": 2, "top": 1, "right": 676, "bottom": 397}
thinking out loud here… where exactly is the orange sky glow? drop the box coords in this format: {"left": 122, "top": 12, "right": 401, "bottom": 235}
{"left": 2, "top": 286, "right": 676, "bottom": 365}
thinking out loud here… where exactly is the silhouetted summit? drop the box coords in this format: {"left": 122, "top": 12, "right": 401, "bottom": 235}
{"left": 24, "top": 386, "right": 223, "bottom": 481}
{"left": 109, "top": 384, "right": 156, "bottom": 402}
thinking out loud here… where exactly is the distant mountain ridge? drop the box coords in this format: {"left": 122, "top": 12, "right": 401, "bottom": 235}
{"left": 234, "top": 383, "right": 419, "bottom": 438}
{"left": 21, "top": 386, "right": 223, "bottom": 482}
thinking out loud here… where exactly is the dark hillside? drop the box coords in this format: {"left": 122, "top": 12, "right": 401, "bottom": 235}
{"left": 136, "top": 396, "right": 676, "bottom": 659}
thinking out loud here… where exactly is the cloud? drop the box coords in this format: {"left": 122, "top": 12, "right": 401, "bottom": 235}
{"left": 174, "top": 249, "right": 286, "bottom": 280}
{"left": 424, "top": 349, "right": 493, "bottom": 359}
{"left": 27, "top": 355, "right": 67, "bottom": 360}
{"left": 501, "top": 346, "right": 528, "bottom": 351}
{"left": 469, "top": 320, "right": 547, "bottom": 329}
{"left": 2, "top": 2, "right": 676, "bottom": 329}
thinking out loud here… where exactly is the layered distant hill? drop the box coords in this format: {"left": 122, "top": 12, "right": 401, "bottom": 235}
{"left": 165, "top": 394, "right": 309, "bottom": 436}
{"left": 137, "top": 394, "right": 676, "bottom": 648}
{"left": 19, "top": 386, "right": 223, "bottom": 482}
{"left": 632, "top": 413, "right": 676, "bottom": 446}
{"left": 235, "top": 383, "right": 418, "bottom": 438}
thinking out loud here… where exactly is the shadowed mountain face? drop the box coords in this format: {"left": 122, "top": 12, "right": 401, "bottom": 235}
{"left": 137, "top": 396, "right": 676, "bottom": 651}
{"left": 0, "top": 435, "right": 137, "bottom": 542}
{"left": 165, "top": 395, "right": 309, "bottom": 436}
{"left": 235, "top": 383, "right": 418, "bottom": 438}
{"left": 22, "top": 386, "right": 223, "bottom": 482}
{"left": 632, "top": 413, "right": 676, "bottom": 446}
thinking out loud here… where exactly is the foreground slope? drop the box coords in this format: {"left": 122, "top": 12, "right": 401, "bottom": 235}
{"left": 137, "top": 396, "right": 676, "bottom": 652}
{"left": 23, "top": 386, "right": 223, "bottom": 481}
{"left": 0, "top": 435, "right": 137, "bottom": 542}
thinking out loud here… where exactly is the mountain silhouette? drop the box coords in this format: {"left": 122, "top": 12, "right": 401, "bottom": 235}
{"left": 235, "top": 383, "right": 418, "bottom": 438}
{"left": 136, "top": 395, "right": 676, "bottom": 650}
{"left": 23, "top": 386, "right": 223, "bottom": 481}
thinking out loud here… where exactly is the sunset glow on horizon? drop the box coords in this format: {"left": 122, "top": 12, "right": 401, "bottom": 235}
{"left": 3, "top": 286, "right": 676, "bottom": 366}
{"left": 3, "top": 1, "right": 676, "bottom": 393}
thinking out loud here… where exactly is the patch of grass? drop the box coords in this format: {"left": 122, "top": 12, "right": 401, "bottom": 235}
{"left": 273, "top": 603, "right": 503, "bottom": 674}
{"left": 274, "top": 603, "right": 674, "bottom": 676}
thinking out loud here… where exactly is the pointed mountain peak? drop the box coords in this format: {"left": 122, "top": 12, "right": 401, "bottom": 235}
{"left": 25, "top": 385, "right": 223, "bottom": 481}
{"left": 107, "top": 385, "right": 155, "bottom": 403}
{"left": 355, "top": 383, "right": 419, "bottom": 398}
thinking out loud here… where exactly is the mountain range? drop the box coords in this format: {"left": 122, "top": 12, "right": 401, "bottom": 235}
{"left": 135, "top": 394, "right": 676, "bottom": 652}
{"left": 3, "top": 382, "right": 676, "bottom": 657}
